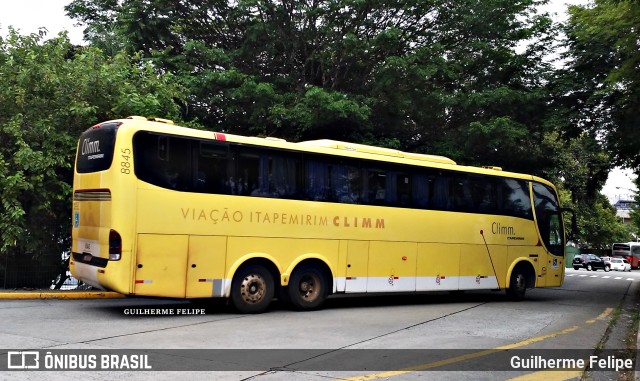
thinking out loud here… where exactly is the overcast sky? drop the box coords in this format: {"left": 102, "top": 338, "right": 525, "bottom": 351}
{"left": 0, "top": 0, "right": 636, "bottom": 200}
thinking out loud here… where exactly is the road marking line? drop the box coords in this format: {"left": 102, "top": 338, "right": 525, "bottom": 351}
{"left": 586, "top": 308, "right": 613, "bottom": 323}
{"left": 343, "top": 308, "right": 612, "bottom": 381}
{"left": 615, "top": 277, "right": 622, "bottom": 279}
{"left": 602, "top": 276, "right": 611, "bottom": 279}
{"left": 579, "top": 275, "right": 587, "bottom": 277}
{"left": 506, "top": 369, "right": 583, "bottom": 381}
{"left": 589, "top": 275, "right": 597, "bottom": 278}
{"left": 626, "top": 278, "right": 633, "bottom": 281}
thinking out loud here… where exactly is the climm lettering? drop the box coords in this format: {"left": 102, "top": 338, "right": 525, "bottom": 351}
{"left": 333, "top": 216, "right": 385, "bottom": 229}
{"left": 81, "top": 138, "right": 100, "bottom": 155}
{"left": 492, "top": 222, "right": 514, "bottom": 235}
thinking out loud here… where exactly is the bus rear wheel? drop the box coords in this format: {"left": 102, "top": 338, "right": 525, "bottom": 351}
{"left": 231, "top": 265, "right": 274, "bottom": 314}
{"left": 288, "top": 265, "right": 328, "bottom": 311}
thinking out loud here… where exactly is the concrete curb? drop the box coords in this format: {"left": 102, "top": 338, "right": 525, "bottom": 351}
{"left": 0, "top": 291, "right": 125, "bottom": 300}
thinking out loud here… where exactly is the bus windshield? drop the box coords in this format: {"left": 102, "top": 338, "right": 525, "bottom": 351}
{"left": 532, "top": 182, "right": 564, "bottom": 256}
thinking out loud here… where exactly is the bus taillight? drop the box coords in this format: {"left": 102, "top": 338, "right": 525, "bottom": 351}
{"left": 109, "top": 229, "right": 122, "bottom": 261}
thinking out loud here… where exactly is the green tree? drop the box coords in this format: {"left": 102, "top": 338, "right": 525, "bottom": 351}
{"left": 563, "top": 0, "right": 640, "bottom": 172}
{"left": 66, "top": 0, "right": 558, "bottom": 174}
{"left": 538, "top": 132, "right": 627, "bottom": 248}
{"left": 577, "top": 194, "right": 631, "bottom": 250}
{"left": 0, "top": 29, "right": 185, "bottom": 287}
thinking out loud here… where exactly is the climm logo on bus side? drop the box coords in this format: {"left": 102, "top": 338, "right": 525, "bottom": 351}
{"left": 492, "top": 222, "right": 525, "bottom": 241}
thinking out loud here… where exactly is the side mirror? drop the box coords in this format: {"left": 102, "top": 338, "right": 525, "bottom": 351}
{"left": 562, "top": 208, "right": 578, "bottom": 242}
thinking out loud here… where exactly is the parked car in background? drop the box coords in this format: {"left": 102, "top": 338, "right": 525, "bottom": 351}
{"left": 609, "top": 258, "right": 632, "bottom": 272}
{"left": 572, "top": 254, "right": 609, "bottom": 271}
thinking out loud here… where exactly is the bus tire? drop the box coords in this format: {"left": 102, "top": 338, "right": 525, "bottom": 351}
{"left": 230, "top": 265, "right": 274, "bottom": 314}
{"left": 288, "top": 265, "right": 328, "bottom": 311}
{"left": 506, "top": 267, "right": 528, "bottom": 300}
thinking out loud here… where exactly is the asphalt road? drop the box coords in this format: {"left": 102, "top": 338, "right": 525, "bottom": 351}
{"left": 1, "top": 268, "right": 638, "bottom": 380}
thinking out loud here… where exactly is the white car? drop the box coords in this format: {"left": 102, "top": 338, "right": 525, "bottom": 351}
{"left": 609, "top": 258, "right": 631, "bottom": 272}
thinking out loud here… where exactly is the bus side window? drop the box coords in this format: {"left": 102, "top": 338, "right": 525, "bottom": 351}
{"left": 195, "top": 141, "right": 228, "bottom": 194}
{"left": 163, "top": 137, "right": 190, "bottom": 191}
{"left": 502, "top": 179, "right": 532, "bottom": 218}
{"left": 470, "top": 175, "right": 495, "bottom": 214}
{"left": 270, "top": 154, "right": 300, "bottom": 198}
{"left": 385, "top": 171, "right": 397, "bottom": 205}
{"left": 134, "top": 133, "right": 191, "bottom": 191}
{"left": 367, "top": 169, "right": 386, "bottom": 205}
{"left": 432, "top": 174, "right": 450, "bottom": 210}
{"left": 158, "top": 136, "right": 169, "bottom": 161}
{"left": 236, "top": 148, "right": 301, "bottom": 198}
{"left": 330, "top": 162, "right": 360, "bottom": 204}
{"left": 450, "top": 175, "right": 473, "bottom": 211}
{"left": 306, "top": 160, "right": 328, "bottom": 201}
{"left": 412, "top": 174, "right": 429, "bottom": 208}
{"left": 397, "top": 173, "right": 411, "bottom": 207}
{"left": 237, "top": 149, "right": 260, "bottom": 196}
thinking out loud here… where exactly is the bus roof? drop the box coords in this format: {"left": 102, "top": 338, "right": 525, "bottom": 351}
{"left": 114, "top": 117, "right": 552, "bottom": 186}
{"left": 297, "top": 139, "right": 457, "bottom": 165}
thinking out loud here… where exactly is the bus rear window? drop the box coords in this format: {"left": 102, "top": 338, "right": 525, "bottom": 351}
{"left": 76, "top": 123, "right": 118, "bottom": 173}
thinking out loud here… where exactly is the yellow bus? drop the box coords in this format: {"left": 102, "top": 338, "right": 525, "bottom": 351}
{"left": 71, "top": 116, "right": 569, "bottom": 313}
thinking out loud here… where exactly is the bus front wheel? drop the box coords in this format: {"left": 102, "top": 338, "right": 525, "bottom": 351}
{"left": 506, "top": 267, "right": 528, "bottom": 300}
{"left": 288, "top": 265, "right": 328, "bottom": 311}
{"left": 231, "top": 265, "right": 274, "bottom": 314}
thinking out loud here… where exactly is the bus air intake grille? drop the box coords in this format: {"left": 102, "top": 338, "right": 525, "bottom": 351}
{"left": 73, "top": 189, "right": 112, "bottom": 201}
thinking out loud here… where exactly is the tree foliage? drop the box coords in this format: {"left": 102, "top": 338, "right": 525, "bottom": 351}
{"left": 66, "top": 0, "right": 558, "bottom": 172}
{"left": 563, "top": 0, "right": 640, "bottom": 172}
{"left": 576, "top": 194, "right": 632, "bottom": 250}
{"left": 0, "top": 29, "right": 184, "bottom": 284}
{"left": 559, "top": 188, "right": 631, "bottom": 250}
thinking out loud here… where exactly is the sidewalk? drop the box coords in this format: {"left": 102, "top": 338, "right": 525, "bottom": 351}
{"left": 0, "top": 290, "right": 124, "bottom": 300}
{"left": 588, "top": 277, "right": 640, "bottom": 381}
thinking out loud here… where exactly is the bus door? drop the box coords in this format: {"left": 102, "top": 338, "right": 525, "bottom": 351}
{"left": 417, "top": 243, "right": 460, "bottom": 291}
{"left": 530, "top": 247, "right": 547, "bottom": 288}
{"left": 345, "top": 241, "right": 368, "bottom": 293}
{"left": 459, "top": 244, "right": 502, "bottom": 290}
{"left": 545, "top": 252, "right": 563, "bottom": 287}
{"left": 185, "top": 236, "right": 227, "bottom": 298}
{"left": 134, "top": 234, "right": 188, "bottom": 297}
{"left": 367, "top": 241, "right": 416, "bottom": 292}
{"left": 532, "top": 182, "right": 566, "bottom": 287}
